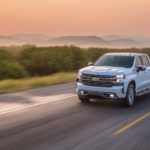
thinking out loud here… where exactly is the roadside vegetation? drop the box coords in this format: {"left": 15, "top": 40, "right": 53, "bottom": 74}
{"left": 0, "top": 45, "right": 150, "bottom": 93}
{"left": 0, "top": 72, "right": 76, "bottom": 94}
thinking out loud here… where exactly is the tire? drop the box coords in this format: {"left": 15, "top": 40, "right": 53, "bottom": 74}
{"left": 78, "top": 95, "right": 90, "bottom": 103}
{"left": 124, "top": 84, "right": 135, "bottom": 107}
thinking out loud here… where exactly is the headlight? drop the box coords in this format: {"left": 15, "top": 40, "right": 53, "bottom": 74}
{"left": 116, "top": 74, "right": 125, "bottom": 82}
{"left": 77, "top": 72, "right": 82, "bottom": 80}
{"left": 116, "top": 74, "right": 125, "bottom": 78}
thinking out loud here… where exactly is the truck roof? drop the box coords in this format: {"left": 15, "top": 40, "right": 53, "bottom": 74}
{"left": 104, "top": 53, "right": 147, "bottom": 56}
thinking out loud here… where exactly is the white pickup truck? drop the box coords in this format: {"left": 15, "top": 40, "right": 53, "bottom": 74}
{"left": 76, "top": 53, "right": 150, "bottom": 106}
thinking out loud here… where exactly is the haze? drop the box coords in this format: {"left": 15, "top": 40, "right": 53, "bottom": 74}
{"left": 0, "top": 0, "right": 150, "bottom": 36}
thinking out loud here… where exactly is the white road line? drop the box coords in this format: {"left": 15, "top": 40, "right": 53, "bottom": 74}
{"left": 0, "top": 94, "right": 76, "bottom": 116}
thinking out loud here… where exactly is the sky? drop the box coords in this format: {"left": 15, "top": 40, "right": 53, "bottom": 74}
{"left": 0, "top": 0, "right": 150, "bottom": 36}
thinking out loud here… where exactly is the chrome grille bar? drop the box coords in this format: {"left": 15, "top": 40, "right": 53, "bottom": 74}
{"left": 80, "top": 73, "right": 118, "bottom": 87}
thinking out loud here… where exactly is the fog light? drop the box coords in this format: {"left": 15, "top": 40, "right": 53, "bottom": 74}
{"left": 80, "top": 90, "right": 84, "bottom": 95}
{"left": 117, "top": 79, "right": 121, "bottom": 83}
{"left": 110, "top": 94, "right": 114, "bottom": 98}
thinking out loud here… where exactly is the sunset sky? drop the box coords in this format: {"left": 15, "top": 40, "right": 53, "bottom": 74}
{"left": 0, "top": 0, "right": 150, "bottom": 36}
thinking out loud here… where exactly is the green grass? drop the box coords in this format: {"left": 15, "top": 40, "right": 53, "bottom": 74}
{"left": 0, "top": 72, "right": 77, "bottom": 94}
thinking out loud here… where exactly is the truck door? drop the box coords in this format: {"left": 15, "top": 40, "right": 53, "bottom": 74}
{"left": 140, "top": 55, "right": 150, "bottom": 89}
{"left": 135, "top": 56, "right": 147, "bottom": 92}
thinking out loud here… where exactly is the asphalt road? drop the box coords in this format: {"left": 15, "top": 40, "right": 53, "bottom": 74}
{"left": 0, "top": 83, "right": 149, "bottom": 150}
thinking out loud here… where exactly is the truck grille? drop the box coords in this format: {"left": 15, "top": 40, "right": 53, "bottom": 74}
{"left": 80, "top": 73, "right": 117, "bottom": 87}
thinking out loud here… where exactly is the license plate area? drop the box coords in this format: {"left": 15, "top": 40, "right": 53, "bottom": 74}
{"left": 85, "top": 90, "right": 101, "bottom": 96}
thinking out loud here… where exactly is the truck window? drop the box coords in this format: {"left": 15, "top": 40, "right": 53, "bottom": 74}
{"left": 136, "top": 56, "right": 142, "bottom": 68}
{"left": 141, "top": 56, "right": 150, "bottom": 67}
{"left": 95, "top": 55, "right": 134, "bottom": 68}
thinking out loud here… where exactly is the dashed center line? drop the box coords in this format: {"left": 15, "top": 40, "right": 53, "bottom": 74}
{"left": 113, "top": 112, "right": 150, "bottom": 136}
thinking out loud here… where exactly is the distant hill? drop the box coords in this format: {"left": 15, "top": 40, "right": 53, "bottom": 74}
{"left": 0, "top": 34, "right": 150, "bottom": 48}
{"left": 9, "top": 34, "right": 51, "bottom": 42}
{"left": 0, "top": 35, "right": 14, "bottom": 41}
{"left": 108, "top": 38, "right": 139, "bottom": 47}
{"left": 130, "top": 36, "right": 150, "bottom": 47}
{"left": 50, "top": 36, "right": 107, "bottom": 47}
{"left": 50, "top": 35, "right": 140, "bottom": 48}
{"left": 103, "top": 34, "right": 150, "bottom": 48}
{"left": 102, "top": 34, "right": 127, "bottom": 41}
{"left": 0, "top": 34, "right": 51, "bottom": 46}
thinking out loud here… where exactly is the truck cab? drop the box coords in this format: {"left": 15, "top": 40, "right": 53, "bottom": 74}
{"left": 76, "top": 53, "right": 150, "bottom": 106}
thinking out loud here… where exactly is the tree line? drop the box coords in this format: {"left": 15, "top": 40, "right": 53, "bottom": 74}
{"left": 0, "top": 46, "right": 150, "bottom": 80}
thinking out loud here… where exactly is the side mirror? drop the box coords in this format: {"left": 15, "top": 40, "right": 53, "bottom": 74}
{"left": 88, "top": 62, "right": 94, "bottom": 66}
{"left": 137, "top": 65, "right": 146, "bottom": 72}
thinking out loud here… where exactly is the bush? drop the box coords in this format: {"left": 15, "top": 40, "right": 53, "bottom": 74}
{"left": 0, "top": 61, "right": 28, "bottom": 80}
{"left": 0, "top": 50, "right": 13, "bottom": 60}
{"left": 18, "top": 47, "right": 61, "bottom": 75}
{"left": 18, "top": 46, "right": 87, "bottom": 76}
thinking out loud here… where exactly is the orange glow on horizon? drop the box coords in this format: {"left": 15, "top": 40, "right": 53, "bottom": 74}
{"left": 0, "top": 0, "right": 150, "bottom": 36}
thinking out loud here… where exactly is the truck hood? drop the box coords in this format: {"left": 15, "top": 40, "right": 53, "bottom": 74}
{"left": 80, "top": 66, "right": 133, "bottom": 76}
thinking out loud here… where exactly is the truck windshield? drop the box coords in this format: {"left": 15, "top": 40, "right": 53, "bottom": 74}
{"left": 95, "top": 55, "right": 134, "bottom": 68}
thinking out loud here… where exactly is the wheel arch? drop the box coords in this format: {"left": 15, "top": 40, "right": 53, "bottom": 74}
{"left": 129, "top": 80, "right": 136, "bottom": 92}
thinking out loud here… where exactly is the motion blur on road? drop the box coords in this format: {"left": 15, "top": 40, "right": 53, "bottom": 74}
{"left": 0, "top": 83, "right": 149, "bottom": 150}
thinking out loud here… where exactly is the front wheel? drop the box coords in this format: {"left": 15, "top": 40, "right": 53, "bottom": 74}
{"left": 124, "top": 84, "right": 135, "bottom": 107}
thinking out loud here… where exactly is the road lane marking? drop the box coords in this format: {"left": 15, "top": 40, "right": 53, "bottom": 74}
{"left": 113, "top": 112, "right": 150, "bottom": 136}
{"left": 0, "top": 94, "right": 76, "bottom": 116}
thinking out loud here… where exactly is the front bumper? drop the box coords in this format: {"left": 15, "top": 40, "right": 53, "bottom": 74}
{"left": 76, "top": 82, "right": 126, "bottom": 99}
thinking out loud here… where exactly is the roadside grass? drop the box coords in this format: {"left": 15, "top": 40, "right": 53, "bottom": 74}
{"left": 0, "top": 72, "right": 77, "bottom": 94}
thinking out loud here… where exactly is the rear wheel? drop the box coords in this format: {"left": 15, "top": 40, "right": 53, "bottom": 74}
{"left": 124, "top": 84, "right": 135, "bottom": 106}
{"left": 78, "top": 95, "right": 90, "bottom": 103}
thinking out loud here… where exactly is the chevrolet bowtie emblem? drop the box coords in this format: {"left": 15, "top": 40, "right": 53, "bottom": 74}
{"left": 92, "top": 77, "right": 99, "bottom": 81}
